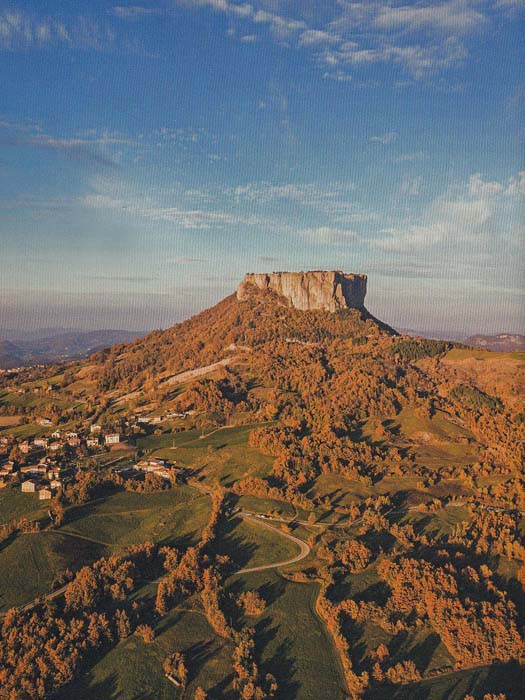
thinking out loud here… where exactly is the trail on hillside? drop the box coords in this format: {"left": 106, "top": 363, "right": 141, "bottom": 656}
{"left": 236, "top": 513, "right": 311, "bottom": 574}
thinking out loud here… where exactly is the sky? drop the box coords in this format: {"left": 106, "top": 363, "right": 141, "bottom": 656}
{"left": 1, "top": 0, "right": 524, "bottom": 335}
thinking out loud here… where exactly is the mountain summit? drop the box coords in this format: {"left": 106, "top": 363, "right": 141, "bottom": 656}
{"left": 236, "top": 270, "right": 367, "bottom": 312}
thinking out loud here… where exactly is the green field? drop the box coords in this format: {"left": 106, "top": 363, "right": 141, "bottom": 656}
{"left": 61, "top": 487, "right": 211, "bottom": 548}
{"left": 56, "top": 594, "right": 233, "bottom": 700}
{"left": 219, "top": 515, "right": 301, "bottom": 571}
{"left": 142, "top": 422, "right": 275, "bottom": 487}
{"left": 229, "top": 571, "right": 346, "bottom": 700}
{"left": 370, "top": 662, "right": 525, "bottom": 700}
{"left": 0, "top": 488, "right": 49, "bottom": 523}
{"left": 0, "top": 531, "right": 107, "bottom": 610}
{"left": 445, "top": 348, "right": 525, "bottom": 362}
{"left": 0, "top": 486, "right": 211, "bottom": 610}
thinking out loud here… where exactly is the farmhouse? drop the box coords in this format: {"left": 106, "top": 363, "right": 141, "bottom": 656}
{"left": 37, "top": 418, "right": 53, "bottom": 426}
{"left": 39, "top": 488, "right": 53, "bottom": 500}
{"left": 135, "top": 458, "right": 172, "bottom": 480}
{"left": 21, "top": 479, "right": 39, "bottom": 493}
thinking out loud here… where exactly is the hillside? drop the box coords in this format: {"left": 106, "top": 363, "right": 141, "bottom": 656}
{"left": 0, "top": 273, "right": 524, "bottom": 700}
{"left": 466, "top": 333, "right": 525, "bottom": 352}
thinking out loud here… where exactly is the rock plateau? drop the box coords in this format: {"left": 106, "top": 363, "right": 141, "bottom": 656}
{"left": 236, "top": 271, "right": 367, "bottom": 312}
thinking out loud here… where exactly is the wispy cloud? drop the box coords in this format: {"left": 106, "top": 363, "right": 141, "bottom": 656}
{"left": 159, "top": 0, "right": 509, "bottom": 81}
{"left": 0, "top": 121, "right": 134, "bottom": 167}
{"left": 373, "top": 171, "right": 525, "bottom": 254}
{"left": 372, "top": 2, "right": 488, "bottom": 35}
{"left": 0, "top": 9, "right": 115, "bottom": 51}
{"left": 370, "top": 131, "right": 398, "bottom": 145}
{"left": 110, "top": 6, "right": 165, "bottom": 19}
{"left": 82, "top": 192, "right": 253, "bottom": 229}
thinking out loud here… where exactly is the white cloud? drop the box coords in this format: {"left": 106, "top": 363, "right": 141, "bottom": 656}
{"left": 322, "top": 70, "right": 353, "bottom": 82}
{"left": 111, "top": 6, "right": 165, "bottom": 19}
{"left": 82, "top": 192, "right": 258, "bottom": 229}
{"left": 298, "top": 29, "right": 339, "bottom": 47}
{"left": 370, "top": 131, "right": 398, "bottom": 145}
{"left": 401, "top": 175, "right": 423, "bottom": 196}
{"left": 0, "top": 9, "right": 114, "bottom": 51}
{"left": 373, "top": 171, "right": 525, "bottom": 253}
{"left": 373, "top": 2, "right": 488, "bottom": 35}
{"left": 80, "top": 176, "right": 264, "bottom": 229}
{"left": 230, "top": 181, "right": 356, "bottom": 208}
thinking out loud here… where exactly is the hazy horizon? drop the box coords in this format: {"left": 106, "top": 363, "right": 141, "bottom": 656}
{"left": 1, "top": 270, "right": 523, "bottom": 338}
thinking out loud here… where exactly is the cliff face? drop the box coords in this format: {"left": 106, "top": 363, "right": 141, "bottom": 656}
{"left": 236, "top": 271, "right": 367, "bottom": 312}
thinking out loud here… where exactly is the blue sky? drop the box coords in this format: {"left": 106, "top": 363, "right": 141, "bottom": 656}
{"left": 1, "top": 0, "right": 524, "bottom": 334}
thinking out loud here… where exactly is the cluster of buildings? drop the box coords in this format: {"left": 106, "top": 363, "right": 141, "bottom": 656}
{"left": 133, "top": 410, "right": 195, "bottom": 425}
{"left": 116, "top": 457, "right": 182, "bottom": 483}
{"left": 0, "top": 421, "right": 123, "bottom": 496}
{"left": 0, "top": 458, "right": 70, "bottom": 499}
{"left": 8, "top": 424, "right": 121, "bottom": 457}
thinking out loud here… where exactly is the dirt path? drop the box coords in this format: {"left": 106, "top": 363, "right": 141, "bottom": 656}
{"left": 162, "top": 358, "right": 233, "bottom": 387}
{"left": 236, "top": 513, "right": 311, "bottom": 574}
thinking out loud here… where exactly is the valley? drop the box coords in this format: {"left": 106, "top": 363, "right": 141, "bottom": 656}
{"left": 0, "top": 275, "right": 523, "bottom": 700}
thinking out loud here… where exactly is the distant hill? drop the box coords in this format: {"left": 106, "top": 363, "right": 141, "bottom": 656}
{"left": 0, "top": 329, "right": 146, "bottom": 369}
{"left": 466, "top": 333, "right": 525, "bottom": 352}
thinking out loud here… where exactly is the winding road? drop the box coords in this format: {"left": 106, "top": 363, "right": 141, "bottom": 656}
{"left": 236, "top": 512, "right": 311, "bottom": 574}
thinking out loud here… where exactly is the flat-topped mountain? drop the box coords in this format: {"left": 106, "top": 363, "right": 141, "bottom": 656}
{"left": 237, "top": 270, "right": 367, "bottom": 312}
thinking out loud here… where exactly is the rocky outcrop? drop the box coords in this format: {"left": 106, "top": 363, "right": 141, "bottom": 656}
{"left": 236, "top": 271, "right": 367, "bottom": 312}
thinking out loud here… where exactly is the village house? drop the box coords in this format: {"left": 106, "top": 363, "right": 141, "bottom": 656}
{"left": 86, "top": 437, "right": 100, "bottom": 448}
{"left": 21, "top": 479, "right": 39, "bottom": 493}
{"left": 51, "top": 430, "right": 62, "bottom": 439}
{"left": 105, "top": 433, "right": 120, "bottom": 445}
{"left": 90, "top": 424, "right": 102, "bottom": 433}
{"left": 135, "top": 458, "right": 172, "bottom": 480}
{"left": 37, "top": 418, "right": 53, "bottom": 427}
{"left": 47, "top": 467, "right": 64, "bottom": 480}
{"left": 33, "top": 437, "right": 49, "bottom": 448}
{"left": 67, "top": 437, "right": 81, "bottom": 447}
{"left": 48, "top": 442, "right": 62, "bottom": 452}
{"left": 66, "top": 431, "right": 78, "bottom": 439}
{"left": 50, "top": 479, "right": 62, "bottom": 490}
{"left": 39, "top": 488, "right": 53, "bottom": 500}
{"left": 19, "top": 441, "right": 34, "bottom": 455}
{"left": 21, "top": 464, "right": 47, "bottom": 477}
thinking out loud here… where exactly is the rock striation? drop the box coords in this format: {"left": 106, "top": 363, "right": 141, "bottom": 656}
{"left": 236, "top": 271, "right": 367, "bottom": 312}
